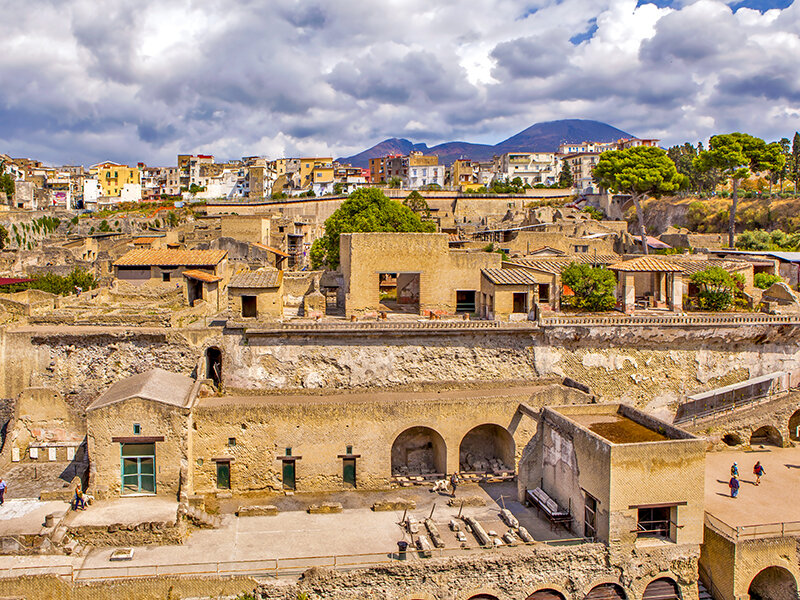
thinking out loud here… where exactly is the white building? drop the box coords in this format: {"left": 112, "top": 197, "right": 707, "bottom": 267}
{"left": 499, "top": 152, "right": 560, "bottom": 186}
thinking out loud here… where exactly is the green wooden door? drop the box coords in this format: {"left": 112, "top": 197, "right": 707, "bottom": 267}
{"left": 282, "top": 460, "right": 296, "bottom": 490}
{"left": 343, "top": 458, "right": 356, "bottom": 487}
{"left": 216, "top": 461, "right": 231, "bottom": 489}
{"left": 121, "top": 443, "right": 156, "bottom": 494}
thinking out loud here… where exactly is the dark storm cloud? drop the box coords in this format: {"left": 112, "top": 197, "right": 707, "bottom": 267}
{"left": 490, "top": 34, "right": 570, "bottom": 79}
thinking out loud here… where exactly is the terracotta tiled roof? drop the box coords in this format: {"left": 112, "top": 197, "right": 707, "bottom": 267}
{"left": 608, "top": 256, "right": 682, "bottom": 272}
{"left": 114, "top": 249, "right": 227, "bottom": 267}
{"left": 482, "top": 268, "right": 543, "bottom": 285}
{"left": 660, "top": 257, "right": 752, "bottom": 275}
{"left": 182, "top": 269, "right": 222, "bottom": 283}
{"left": 133, "top": 237, "right": 159, "bottom": 244}
{"left": 508, "top": 255, "right": 618, "bottom": 275}
{"left": 229, "top": 270, "right": 283, "bottom": 288}
{"left": 253, "top": 242, "right": 289, "bottom": 258}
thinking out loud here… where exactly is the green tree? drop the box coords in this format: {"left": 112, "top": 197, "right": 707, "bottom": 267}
{"left": 403, "top": 191, "right": 430, "bottom": 216}
{"left": 309, "top": 188, "right": 436, "bottom": 269}
{"left": 387, "top": 176, "right": 402, "bottom": 189}
{"left": 593, "top": 146, "right": 685, "bottom": 255}
{"left": 0, "top": 225, "right": 8, "bottom": 249}
{"left": 778, "top": 137, "right": 791, "bottom": 194}
{"left": 0, "top": 161, "right": 15, "bottom": 202}
{"left": 754, "top": 272, "right": 783, "bottom": 289}
{"left": 696, "top": 133, "right": 784, "bottom": 249}
{"left": 98, "top": 220, "right": 111, "bottom": 232}
{"left": 690, "top": 266, "right": 738, "bottom": 311}
{"left": 557, "top": 162, "right": 573, "bottom": 188}
{"left": 793, "top": 132, "right": 800, "bottom": 196}
{"left": 561, "top": 263, "right": 616, "bottom": 311}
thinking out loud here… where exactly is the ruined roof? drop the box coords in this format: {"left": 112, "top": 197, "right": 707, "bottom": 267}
{"left": 114, "top": 249, "right": 227, "bottom": 267}
{"left": 182, "top": 269, "right": 222, "bottom": 283}
{"left": 87, "top": 368, "right": 198, "bottom": 411}
{"left": 608, "top": 256, "right": 682, "bottom": 272}
{"left": 133, "top": 237, "right": 159, "bottom": 244}
{"left": 253, "top": 242, "right": 289, "bottom": 258}
{"left": 664, "top": 257, "right": 752, "bottom": 275}
{"left": 229, "top": 270, "right": 283, "bottom": 288}
{"left": 482, "top": 268, "right": 542, "bottom": 285}
{"left": 507, "top": 255, "right": 618, "bottom": 275}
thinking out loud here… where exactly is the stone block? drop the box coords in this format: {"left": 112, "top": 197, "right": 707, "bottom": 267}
{"left": 308, "top": 502, "right": 343, "bottom": 514}
{"left": 372, "top": 498, "right": 417, "bottom": 512}
{"left": 447, "top": 496, "right": 485, "bottom": 507}
{"left": 237, "top": 505, "right": 279, "bottom": 517}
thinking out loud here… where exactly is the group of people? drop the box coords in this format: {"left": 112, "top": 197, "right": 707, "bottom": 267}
{"left": 728, "top": 461, "right": 766, "bottom": 498}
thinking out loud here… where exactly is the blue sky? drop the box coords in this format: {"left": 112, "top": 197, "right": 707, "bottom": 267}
{"left": 1, "top": 0, "right": 799, "bottom": 165}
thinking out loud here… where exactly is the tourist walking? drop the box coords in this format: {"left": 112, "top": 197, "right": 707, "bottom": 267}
{"left": 729, "top": 476, "right": 740, "bottom": 498}
{"left": 753, "top": 461, "right": 766, "bottom": 485}
{"left": 449, "top": 472, "right": 459, "bottom": 498}
{"left": 73, "top": 484, "right": 86, "bottom": 510}
{"left": 730, "top": 462, "right": 739, "bottom": 478}
{"left": 0, "top": 477, "right": 6, "bottom": 506}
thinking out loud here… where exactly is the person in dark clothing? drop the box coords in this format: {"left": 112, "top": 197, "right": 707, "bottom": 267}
{"left": 0, "top": 478, "right": 6, "bottom": 505}
{"left": 731, "top": 462, "right": 739, "bottom": 478}
{"left": 449, "top": 472, "right": 459, "bottom": 498}
{"left": 729, "top": 476, "right": 740, "bottom": 498}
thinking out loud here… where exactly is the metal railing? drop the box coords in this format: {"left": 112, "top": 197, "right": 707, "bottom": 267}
{"left": 704, "top": 513, "right": 800, "bottom": 542}
{"left": 674, "top": 385, "right": 799, "bottom": 425}
{"left": 0, "top": 536, "right": 593, "bottom": 583}
{"left": 540, "top": 313, "right": 800, "bottom": 327}
{"left": 231, "top": 320, "right": 540, "bottom": 334}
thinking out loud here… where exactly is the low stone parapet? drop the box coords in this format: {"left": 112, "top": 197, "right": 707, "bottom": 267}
{"left": 237, "top": 505, "right": 278, "bottom": 517}
{"left": 308, "top": 502, "right": 343, "bottom": 514}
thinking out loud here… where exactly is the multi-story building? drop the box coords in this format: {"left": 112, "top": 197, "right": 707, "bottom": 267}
{"left": 89, "top": 161, "right": 142, "bottom": 199}
{"left": 177, "top": 154, "right": 214, "bottom": 190}
{"left": 498, "top": 152, "right": 560, "bottom": 186}
{"left": 448, "top": 159, "right": 477, "bottom": 189}
{"left": 558, "top": 138, "right": 661, "bottom": 194}
{"left": 385, "top": 152, "right": 444, "bottom": 189}
{"left": 369, "top": 155, "right": 400, "bottom": 184}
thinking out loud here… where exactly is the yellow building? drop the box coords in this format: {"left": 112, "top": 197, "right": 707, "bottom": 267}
{"left": 298, "top": 157, "right": 333, "bottom": 188}
{"left": 90, "top": 161, "right": 141, "bottom": 197}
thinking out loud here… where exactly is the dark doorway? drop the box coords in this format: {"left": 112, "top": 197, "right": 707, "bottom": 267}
{"left": 513, "top": 292, "right": 527, "bottom": 313}
{"left": 188, "top": 279, "right": 202, "bottom": 306}
{"left": 585, "top": 583, "right": 626, "bottom": 600}
{"left": 216, "top": 461, "right": 231, "bottom": 489}
{"left": 343, "top": 458, "right": 356, "bottom": 488}
{"left": 282, "top": 460, "right": 296, "bottom": 490}
{"left": 750, "top": 426, "right": 783, "bottom": 447}
{"left": 637, "top": 506, "right": 672, "bottom": 540}
{"left": 206, "top": 347, "right": 222, "bottom": 387}
{"left": 456, "top": 290, "right": 477, "bottom": 313}
{"left": 538, "top": 283, "right": 550, "bottom": 303}
{"left": 584, "top": 493, "right": 598, "bottom": 538}
{"left": 642, "top": 578, "right": 680, "bottom": 600}
{"left": 749, "top": 566, "right": 797, "bottom": 600}
{"left": 528, "top": 590, "right": 566, "bottom": 600}
{"left": 241, "top": 295, "right": 257, "bottom": 318}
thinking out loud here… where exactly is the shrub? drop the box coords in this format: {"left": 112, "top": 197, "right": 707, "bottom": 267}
{"left": 561, "top": 263, "right": 616, "bottom": 311}
{"left": 690, "top": 266, "right": 737, "bottom": 311}
{"left": 754, "top": 272, "right": 783, "bottom": 289}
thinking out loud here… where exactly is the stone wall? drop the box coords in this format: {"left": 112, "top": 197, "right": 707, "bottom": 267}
{"left": 254, "top": 542, "right": 700, "bottom": 600}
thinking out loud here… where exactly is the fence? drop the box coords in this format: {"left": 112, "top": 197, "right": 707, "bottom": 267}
{"left": 0, "top": 537, "right": 591, "bottom": 583}
{"left": 539, "top": 313, "right": 800, "bottom": 327}
{"left": 704, "top": 513, "right": 800, "bottom": 543}
{"left": 231, "top": 320, "right": 540, "bottom": 335}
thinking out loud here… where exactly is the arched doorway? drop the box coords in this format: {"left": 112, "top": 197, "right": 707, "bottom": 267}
{"left": 527, "top": 589, "right": 566, "bottom": 600}
{"left": 206, "top": 347, "right": 222, "bottom": 387}
{"left": 391, "top": 427, "right": 446, "bottom": 477}
{"left": 789, "top": 410, "right": 800, "bottom": 442}
{"left": 748, "top": 566, "right": 798, "bottom": 600}
{"left": 459, "top": 424, "right": 515, "bottom": 473}
{"left": 722, "top": 433, "right": 743, "bottom": 447}
{"left": 750, "top": 426, "right": 783, "bottom": 447}
{"left": 585, "top": 583, "right": 626, "bottom": 600}
{"left": 642, "top": 578, "right": 681, "bottom": 600}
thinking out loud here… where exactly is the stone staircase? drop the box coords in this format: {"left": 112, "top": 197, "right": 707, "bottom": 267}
{"left": 698, "top": 579, "right": 713, "bottom": 600}
{"left": 181, "top": 505, "right": 222, "bottom": 529}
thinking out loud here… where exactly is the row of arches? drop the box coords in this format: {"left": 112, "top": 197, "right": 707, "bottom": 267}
{"left": 391, "top": 424, "right": 515, "bottom": 476}
{"left": 409, "top": 578, "right": 680, "bottom": 600}
{"left": 721, "top": 409, "right": 800, "bottom": 449}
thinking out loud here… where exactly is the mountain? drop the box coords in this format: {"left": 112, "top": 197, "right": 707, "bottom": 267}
{"left": 338, "top": 119, "right": 634, "bottom": 168}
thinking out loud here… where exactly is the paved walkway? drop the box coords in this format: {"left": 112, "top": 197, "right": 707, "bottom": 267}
{"left": 0, "top": 499, "right": 68, "bottom": 536}
{"left": 705, "top": 447, "right": 800, "bottom": 527}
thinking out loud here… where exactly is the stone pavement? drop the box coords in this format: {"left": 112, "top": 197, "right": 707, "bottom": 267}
{"left": 705, "top": 446, "right": 800, "bottom": 527}
{"left": 0, "top": 499, "right": 68, "bottom": 536}
{"left": 64, "top": 496, "right": 179, "bottom": 527}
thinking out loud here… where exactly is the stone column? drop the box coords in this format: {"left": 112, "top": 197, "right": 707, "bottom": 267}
{"left": 670, "top": 273, "right": 683, "bottom": 312}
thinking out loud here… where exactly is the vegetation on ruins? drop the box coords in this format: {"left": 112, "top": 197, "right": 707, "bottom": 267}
{"left": 593, "top": 146, "right": 686, "bottom": 255}
{"left": 561, "top": 263, "right": 616, "bottom": 311}
{"left": 736, "top": 229, "right": 800, "bottom": 252}
{"left": 403, "top": 191, "right": 431, "bottom": 216}
{"left": 689, "top": 266, "right": 742, "bottom": 311}
{"left": 0, "top": 225, "right": 8, "bottom": 249}
{"left": 482, "top": 242, "right": 509, "bottom": 261}
{"left": 0, "top": 161, "right": 14, "bottom": 200}
{"left": 558, "top": 162, "right": 574, "bottom": 188}
{"left": 582, "top": 206, "right": 604, "bottom": 220}
{"left": 754, "top": 272, "right": 783, "bottom": 290}
{"left": 2, "top": 268, "right": 97, "bottom": 295}
{"left": 694, "top": 133, "right": 785, "bottom": 249}
{"left": 310, "top": 188, "right": 436, "bottom": 269}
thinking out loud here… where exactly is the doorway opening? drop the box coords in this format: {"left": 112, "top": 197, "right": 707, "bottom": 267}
{"left": 206, "top": 347, "right": 222, "bottom": 387}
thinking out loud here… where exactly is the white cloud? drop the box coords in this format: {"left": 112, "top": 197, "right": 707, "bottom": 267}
{"left": 0, "top": 0, "right": 798, "bottom": 166}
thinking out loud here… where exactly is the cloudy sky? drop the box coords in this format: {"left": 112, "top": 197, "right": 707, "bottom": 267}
{"left": 1, "top": 0, "right": 798, "bottom": 166}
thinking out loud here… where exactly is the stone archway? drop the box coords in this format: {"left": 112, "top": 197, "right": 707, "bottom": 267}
{"left": 468, "top": 596, "right": 499, "bottom": 600}
{"left": 205, "top": 346, "right": 222, "bottom": 387}
{"left": 750, "top": 426, "right": 783, "bottom": 448}
{"left": 748, "top": 566, "right": 798, "bottom": 600}
{"left": 788, "top": 410, "right": 800, "bottom": 442}
{"left": 527, "top": 589, "right": 567, "bottom": 600}
{"left": 391, "top": 426, "right": 447, "bottom": 477}
{"left": 459, "top": 423, "right": 515, "bottom": 473}
{"left": 722, "top": 433, "right": 744, "bottom": 447}
{"left": 642, "top": 577, "right": 681, "bottom": 600}
{"left": 585, "top": 583, "right": 626, "bottom": 600}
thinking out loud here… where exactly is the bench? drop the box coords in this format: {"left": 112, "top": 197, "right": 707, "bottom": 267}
{"left": 526, "top": 487, "right": 572, "bottom": 532}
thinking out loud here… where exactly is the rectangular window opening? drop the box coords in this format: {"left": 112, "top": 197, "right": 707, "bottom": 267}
{"left": 133, "top": 423, "right": 141, "bottom": 435}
